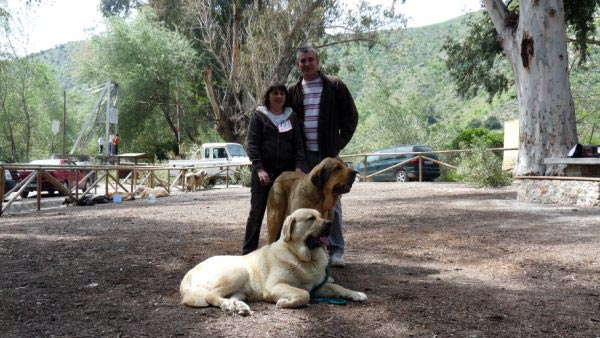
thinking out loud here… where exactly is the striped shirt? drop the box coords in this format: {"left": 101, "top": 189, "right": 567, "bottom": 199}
{"left": 301, "top": 77, "right": 323, "bottom": 152}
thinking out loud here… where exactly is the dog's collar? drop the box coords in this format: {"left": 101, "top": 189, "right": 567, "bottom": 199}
{"left": 310, "top": 266, "right": 348, "bottom": 305}
{"left": 310, "top": 266, "right": 330, "bottom": 297}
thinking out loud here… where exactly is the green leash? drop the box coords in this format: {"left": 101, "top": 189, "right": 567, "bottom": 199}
{"left": 310, "top": 266, "right": 348, "bottom": 305}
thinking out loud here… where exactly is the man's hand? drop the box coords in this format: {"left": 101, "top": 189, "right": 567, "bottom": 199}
{"left": 257, "top": 169, "right": 271, "bottom": 185}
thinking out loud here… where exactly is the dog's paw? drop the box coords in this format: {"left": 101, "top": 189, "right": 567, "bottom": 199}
{"left": 276, "top": 297, "right": 291, "bottom": 308}
{"left": 352, "top": 292, "right": 368, "bottom": 302}
{"left": 221, "top": 299, "right": 252, "bottom": 316}
{"left": 220, "top": 299, "right": 236, "bottom": 312}
{"left": 236, "top": 301, "right": 252, "bottom": 316}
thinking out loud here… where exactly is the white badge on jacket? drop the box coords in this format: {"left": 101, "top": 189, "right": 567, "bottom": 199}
{"left": 278, "top": 120, "right": 292, "bottom": 133}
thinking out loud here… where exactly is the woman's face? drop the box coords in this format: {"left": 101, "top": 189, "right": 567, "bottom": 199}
{"left": 268, "top": 89, "right": 286, "bottom": 110}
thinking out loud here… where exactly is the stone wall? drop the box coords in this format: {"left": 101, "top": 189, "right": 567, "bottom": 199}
{"left": 517, "top": 178, "right": 600, "bottom": 207}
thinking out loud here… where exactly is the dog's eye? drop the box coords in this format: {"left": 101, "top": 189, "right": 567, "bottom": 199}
{"left": 307, "top": 216, "right": 315, "bottom": 221}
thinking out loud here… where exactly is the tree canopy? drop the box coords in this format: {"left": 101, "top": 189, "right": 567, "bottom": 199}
{"left": 76, "top": 8, "right": 203, "bottom": 158}
{"left": 450, "top": 0, "right": 599, "bottom": 176}
{"left": 443, "top": 0, "right": 599, "bottom": 101}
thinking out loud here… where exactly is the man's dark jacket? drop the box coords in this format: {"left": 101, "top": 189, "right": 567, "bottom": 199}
{"left": 288, "top": 72, "right": 359, "bottom": 158}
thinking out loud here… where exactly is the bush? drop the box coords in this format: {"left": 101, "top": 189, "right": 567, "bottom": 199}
{"left": 238, "top": 166, "right": 252, "bottom": 187}
{"left": 456, "top": 139, "right": 512, "bottom": 188}
{"left": 450, "top": 127, "right": 503, "bottom": 150}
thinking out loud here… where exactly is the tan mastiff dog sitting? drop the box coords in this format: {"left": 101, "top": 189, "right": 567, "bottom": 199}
{"left": 180, "top": 208, "right": 367, "bottom": 316}
{"left": 266, "top": 157, "right": 357, "bottom": 243}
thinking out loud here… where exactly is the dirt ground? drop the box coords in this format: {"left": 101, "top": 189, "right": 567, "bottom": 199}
{"left": 1, "top": 182, "right": 599, "bottom": 337}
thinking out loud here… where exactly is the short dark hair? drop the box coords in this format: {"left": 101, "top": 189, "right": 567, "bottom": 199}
{"left": 296, "top": 46, "right": 319, "bottom": 63}
{"left": 262, "top": 83, "right": 288, "bottom": 108}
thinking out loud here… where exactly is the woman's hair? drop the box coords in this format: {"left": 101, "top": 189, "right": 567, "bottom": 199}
{"left": 262, "top": 83, "right": 288, "bottom": 108}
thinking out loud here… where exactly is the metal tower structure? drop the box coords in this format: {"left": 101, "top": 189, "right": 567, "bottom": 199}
{"left": 70, "top": 81, "right": 119, "bottom": 156}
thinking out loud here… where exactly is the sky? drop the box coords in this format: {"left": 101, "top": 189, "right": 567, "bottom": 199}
{"left": 5, "top": 0, "right": 482, "bottom": 55}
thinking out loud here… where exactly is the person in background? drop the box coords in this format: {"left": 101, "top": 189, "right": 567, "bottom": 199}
{"left": 97, "top": 136, "right": 104, "bottom": 154}
{"left": 242, "top": 83, "right": 305, "bottom": 255}
{"left": 108, "top": 133, "right": 114, "bottom": 155}
{"left": 288, "top": 46, "right": 359, "bottom": 267}
{"left": 113, "top": 133, "right": 120, "bottom": 155}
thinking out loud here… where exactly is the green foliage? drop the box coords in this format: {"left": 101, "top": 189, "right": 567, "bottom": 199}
{"left": 442, "top": 13, "right": 512, "bottom": 101}
{"left": 455, "top": 139, "right": 512, "bottom": 188}
{"left": 75, "top": 8, "right": 203, "bottom": 157}
{"left": 450, "top": 127, "right": 503, "bottom": 150}
{"left": 442, "top": 1, "right": 600, "bottom": 101}
{"left": 32, "top": 42, "right": 83, "bottom": 90}
{"left": 4, "top": 5, "right": 600, "bottom": 163}
{"left": 237, "top": 166, "right": 252, "bottom": 188}
{"left": 564, "top": 0, "right": 600, "bottom": 63}
{"left": 0, "top": 56, "right": 65, "bottom": 162}
{"left": 100, "top": 0, "right": 143, "bottom": 17}
{"left": 332, "top": 17, "right": 520, "bottom": 157}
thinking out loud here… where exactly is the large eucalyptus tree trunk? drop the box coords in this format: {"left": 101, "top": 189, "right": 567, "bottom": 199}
{"left": 483, "top": 0, "right": 578, "bottom": 176}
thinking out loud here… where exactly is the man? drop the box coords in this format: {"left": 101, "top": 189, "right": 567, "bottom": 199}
{"left": 97, "top": 136, "right": 104, "bottom": 154}
{"left": 108, "top": 133, "right": 114, "bottom": 155}
{"left": 288, "top": 46, "right": 359, "bottom": 267}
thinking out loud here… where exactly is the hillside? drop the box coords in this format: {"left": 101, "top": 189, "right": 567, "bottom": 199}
{"left": 36, "top": 13, "right": 515, "bottom": 129}
{"left": 329, "top": 13, "right": 518, "bottom": 130}
{"left": 32, "top": 41, "right": 84, "bottom": 90}
{"left": 34, "top": 12, "right": 599, "bottom": 150}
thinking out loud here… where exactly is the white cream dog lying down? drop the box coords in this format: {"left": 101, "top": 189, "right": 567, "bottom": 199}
{"left": 179, "top": 208, "right": 367, "bottom": 315}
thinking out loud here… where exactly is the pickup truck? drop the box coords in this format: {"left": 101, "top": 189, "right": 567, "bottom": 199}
{"left": 168, "top": 143, "right": 251, "bottom": 184}
{"left": 18, "top": 159, "right": 91, "bottom": 198}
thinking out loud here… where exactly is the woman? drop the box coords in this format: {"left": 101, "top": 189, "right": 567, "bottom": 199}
{"left": 113, "top": 133, "right": 120, "bottom": 155}
{"left": 242, "top": 83, "right": 305, "bottom": 254}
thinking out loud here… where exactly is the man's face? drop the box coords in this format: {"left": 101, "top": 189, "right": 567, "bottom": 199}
{"left": 297, "top": 51, "right": 320, "bottom": 80}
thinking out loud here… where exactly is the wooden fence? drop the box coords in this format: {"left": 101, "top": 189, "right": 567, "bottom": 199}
{"left": 0, "top": 163, "right": 246, "bottom": 216}
{"left": 1, "top": 148, "right": 516, "bottom": 216}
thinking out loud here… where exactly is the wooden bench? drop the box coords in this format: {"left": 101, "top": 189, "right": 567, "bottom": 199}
{"left": 544, "top": 157, "right": 600, "bottom": 177}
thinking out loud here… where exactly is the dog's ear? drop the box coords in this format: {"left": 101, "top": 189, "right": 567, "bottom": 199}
{"left": 282, "top": 214, "right": 296, "bottom": 241}
{"left": 310, "top": 165, "right": 330, "bottom": 191}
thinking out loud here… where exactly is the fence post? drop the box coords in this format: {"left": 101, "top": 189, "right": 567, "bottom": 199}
{"left": 418, "top": 156, "right": 423, "bottom": 182}
{"left": 0, "top": 165, "right": 4, "bottom": 215}
{"left": 226, "top": 166, "right": 229, "bottom": 188}
{"left": 36, "top": 169, "right": 42, "bottom": 211}
{"left": 363, "top": 155, "right": 368, "bottom": 182}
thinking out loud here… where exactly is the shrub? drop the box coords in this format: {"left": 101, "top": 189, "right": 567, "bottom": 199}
{"left": 450, "top": 127, "right": 503, "bottom": 150}
{"left": 238, "top": 166, "right": 252, "bottom": 187}
{"left": 456, "top": 139, "right": 512, "bottom": 188}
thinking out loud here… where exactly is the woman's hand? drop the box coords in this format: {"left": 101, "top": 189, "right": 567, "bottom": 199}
{"left": 257, "top": 169, "right": 271, "bottom": 185}
{"left": 295, "top": 167, "right": 304, "bottom": 174}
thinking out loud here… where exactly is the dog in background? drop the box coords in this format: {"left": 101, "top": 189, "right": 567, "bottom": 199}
{"left": 180, "top": 208, "right": 367, "bottom": 316}
{"left": 63, "top": 193, "right": 121, "bottom": 206}
{"left": 266, "top": 157, "right": 356, "bottom": 243}
{"left": 134, "top": 186, "right": 170, "bottom": 199}
{"left": 107, "top": 191, "right": 135, "bottom": 201}
{"left": 185, "top": 170, "right": 208, "bottom": 192}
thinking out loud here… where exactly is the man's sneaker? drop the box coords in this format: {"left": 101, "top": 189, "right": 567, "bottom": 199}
{"left": 330, "top": 253, "right": 346, "bottom": 267}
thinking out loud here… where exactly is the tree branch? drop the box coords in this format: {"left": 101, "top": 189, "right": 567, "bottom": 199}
{"left": 482, "top": 0, "right": 510, "bottom": 35}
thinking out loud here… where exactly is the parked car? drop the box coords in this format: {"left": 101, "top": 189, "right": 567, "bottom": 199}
{"left": 1, "top": 161, "right": 17, "bottom": 194}
{"left": 353, "top": 145, "right": 441, "bottom": 182}
{"left": 18, "top": 159, "right": 91, "bottom": 198}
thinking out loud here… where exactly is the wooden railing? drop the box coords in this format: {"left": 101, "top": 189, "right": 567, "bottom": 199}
{"left": 0, "top": 163, "right": 249, "bottom": 216}
{"left": 1, "top": 148, "right": 515, "bottom": 215}
{"left": 340, "top": 148, "right": 516, "bottom": 182}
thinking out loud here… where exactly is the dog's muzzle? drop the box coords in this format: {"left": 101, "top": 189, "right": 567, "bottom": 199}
{"left": 333, "top": 170, "right": 357, "bottom": 194}
{"left": 305, "top": 221, "right": 332, "bottom": 249}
